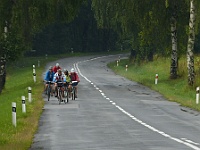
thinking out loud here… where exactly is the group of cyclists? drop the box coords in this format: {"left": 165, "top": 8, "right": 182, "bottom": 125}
{"left": 44, "top": 63, "right": 80, "bottom": 100}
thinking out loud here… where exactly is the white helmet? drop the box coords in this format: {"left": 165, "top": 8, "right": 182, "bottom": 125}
{"left": 49, "top": 66, "right": 53, "bottom": 70}
{"left": 71, "top": 68, "right": 75, "bottom": 73}
{"left": 63, "top": 68, "right": 67, "bottom": 72}
{"left": 56, "top": 63, "right": 59, "bottom": 67}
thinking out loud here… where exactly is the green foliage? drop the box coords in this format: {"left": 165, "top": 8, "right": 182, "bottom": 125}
{"left": 31, "top": 2, "right": 118, "bottom": 55}
{"left": 0, "top": 31, "right": 25, "bottom": 61}
{"left": 91, "top": 0, "right": 195, "bottom": 63}
{"left": 0, "top": 0, "right": 85, "bottom": 60}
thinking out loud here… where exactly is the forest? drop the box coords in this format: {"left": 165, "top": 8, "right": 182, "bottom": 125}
{"left": 0, "top": 0, "right": 200, "bottom": 93}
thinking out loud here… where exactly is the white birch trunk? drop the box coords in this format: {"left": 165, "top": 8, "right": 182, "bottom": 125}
{"left": 187, "top": 0, "right": 195, "bottom": 86}
{"left": 170, "top": 11, "right": 178, "bottom": 79}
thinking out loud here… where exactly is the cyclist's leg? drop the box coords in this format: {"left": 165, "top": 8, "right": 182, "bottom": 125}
{"left": 61, "top": 86, "right": 65, "bottom": 98}
{"left": 44, "top": 83, "right": 48, "bottom": 94}
{"left": 68, "top": 84, "right": 72, "bottom": 98}
{"left": 50, "top": 83, "right": 54, "bottom": 96}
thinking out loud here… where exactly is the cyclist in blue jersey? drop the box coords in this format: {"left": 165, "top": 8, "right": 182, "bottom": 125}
{"left": 44, "top": 66, "right": 54, "bottom": 95}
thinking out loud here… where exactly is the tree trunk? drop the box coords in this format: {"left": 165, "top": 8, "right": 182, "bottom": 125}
{"left": 187, "top": 0, "right": 195, "bottom": 86}
{"left": 0, "top": 57, "right": 6, "bottom": 93}
{"left": 170, "top": 6, "right": 178, "bottom": 79}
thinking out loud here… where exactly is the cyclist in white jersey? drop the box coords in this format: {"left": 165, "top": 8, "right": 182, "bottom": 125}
{"left": 53, "top": 69, "right": 66, "bottom": 97}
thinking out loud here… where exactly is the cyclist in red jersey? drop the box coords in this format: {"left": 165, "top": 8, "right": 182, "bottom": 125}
{"left": 52, "top": 63, "right": 61, "bottom": 73}
{"left": 69, "top": 68, "right": 80, "bottom": 98}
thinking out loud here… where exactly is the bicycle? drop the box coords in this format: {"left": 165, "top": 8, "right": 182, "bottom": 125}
{"left": 63, "top": 83, "right": 69, "bottom": 103}
{"left": 57, "top": 82, "right": 66, "bottom": 104}
{"left": 71, "top": 81, "right": 78, "bottom": 100}
{"left": 45, "top": 81, "right": 54, "bottom": 101}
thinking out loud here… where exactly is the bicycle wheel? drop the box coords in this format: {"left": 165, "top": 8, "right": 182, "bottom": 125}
{"left": 72, "top": 87, "right": 76, "bottom": 100}
{"left": 66, "top": 90, "right": 69, "bottom": 103}
{"left": 67, "top": 91, "right": 69, "bottom": 103}
{"left": 63, "top": 89, "right": 68, "bottom": 104}
{"left": 47, "top": 85, "right": 51, "bottom": 101}
{"left": 58, "top": 89, "right": 62, "bottom": 105}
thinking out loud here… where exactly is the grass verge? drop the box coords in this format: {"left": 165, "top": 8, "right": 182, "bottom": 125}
{"left": 0, "top": 54, "right": 62, "bottom": 149}
{"left": 108, "top": 56, "right": 200, "bottom": 111}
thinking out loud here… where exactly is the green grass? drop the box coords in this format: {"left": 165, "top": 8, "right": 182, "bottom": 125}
{"left": 0, "top": 54, "right": 62, "bottom": 150}
{"left": 108, "top": 56, "right": 200, "bottom": 111}
{"left": 0, "top": 60, "right": 45, "bottom": 149}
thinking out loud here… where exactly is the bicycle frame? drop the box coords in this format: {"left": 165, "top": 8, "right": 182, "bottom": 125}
{"left": 57, "top": 86, "right": 63, "bottom": 104}
{"left": 71, "top": 81, "right": 78, "bottom": 100}
{"left": 46, "top": 81, "right": 53, "bottom": 101}
{"left": 57, "top": 82, "right": 67, "bottom": 104}
{"left": 64, "top": 84, "right": 69, "bottom": 103}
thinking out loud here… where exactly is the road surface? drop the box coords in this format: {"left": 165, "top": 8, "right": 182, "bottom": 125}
{"left": 30, "top": 54, "right": 200, "bottom": 150}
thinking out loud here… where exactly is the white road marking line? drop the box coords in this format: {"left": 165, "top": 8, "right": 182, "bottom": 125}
{"left": 181, "top": 138, "right": 200, "bottom": 145}
{"left": 74, "top": 56, "right": 200, "bottom": 150}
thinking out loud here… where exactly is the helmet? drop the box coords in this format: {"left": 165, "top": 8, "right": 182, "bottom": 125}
{"left": 63, "top": 68, "right": 67, "bottom": 72}
{"left": 58, "top": 69, "right": 62, "bottom": 72}
{"left": 56, "top": 63, "right": 59, "bottom": 67}
{"left": 49, "top": 66, "right": 53, "bottom": 70}
{"left": 71, "top": 68, "right": 75, "bottom": 73}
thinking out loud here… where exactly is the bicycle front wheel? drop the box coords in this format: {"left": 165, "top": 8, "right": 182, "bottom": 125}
{"left": 66, "top": 90, "right": 69, "bottom": 103}
{"left": 72, "top": 87, "right": 75, "bottom": 100}
{"left": 58, "top": 89, "right": 62, "bottom": 105}
{"left": 47, "top": 85, "right": 51, "bottom": 101}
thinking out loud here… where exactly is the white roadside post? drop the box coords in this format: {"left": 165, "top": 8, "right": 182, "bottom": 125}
{"left": 22, "top": 96, "right": 26, "bottom": 113}
{"left": 33, "top": 65, "right": 36, "bottom": 83}
{"left": 155, "top": 74, "right": 158, "bottom": 84}
{"left": 126, "top": 65, "right": 128, "bottom": 71}
{"left": 12, "top": 102, "right": 16, "bottom": 127}
{"left": 196, "top": 87, "right": 199, "bottom": 104}
{"left": 117, "top": 60, "right": 119, "bottom": 66}
{"left": 28, "top": 87, "right": 32, "bottom": 103}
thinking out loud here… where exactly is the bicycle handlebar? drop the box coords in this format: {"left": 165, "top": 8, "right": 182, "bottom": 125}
{"left": 44, "top": 80, "right": 54, "bottom": 84}
{"left": 57, "top": 81, "right": 65, "bottom": 84}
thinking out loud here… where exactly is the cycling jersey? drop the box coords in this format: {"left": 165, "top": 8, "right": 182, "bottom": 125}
{"left": 53, "top": 72, "right": 66, "bottom": 82}
{"left": 44, "top": 71, "right": 54, "bottom": 81}
{"left": 70, "top": 72, "right": 80, "bottom": 82}
{"left": 52, "top": 66, "right": 61, "bottom": 73}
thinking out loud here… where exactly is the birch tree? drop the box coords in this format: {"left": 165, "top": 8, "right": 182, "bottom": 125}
{"left": 168, "top": 1, "right": 178, "bottom": 79}
{"left": 187, "top": 0, "right": 196, "bottom": 86}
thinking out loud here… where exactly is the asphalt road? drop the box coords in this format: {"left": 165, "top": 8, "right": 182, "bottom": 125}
{"left": 30, "top": 54, "right": 200, "bottom": 150}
